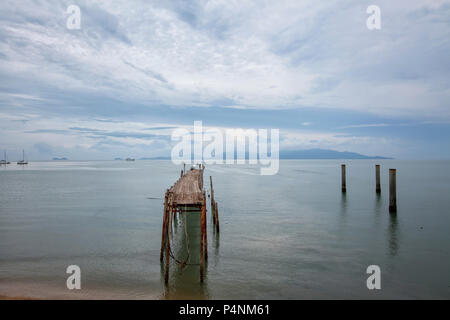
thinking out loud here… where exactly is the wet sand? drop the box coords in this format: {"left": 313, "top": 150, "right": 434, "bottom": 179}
{"left": 0, "top": 280, "right": 161, "bottom": 300}
{"left": 0, "top": 295, "right": 36, "bottom": 300}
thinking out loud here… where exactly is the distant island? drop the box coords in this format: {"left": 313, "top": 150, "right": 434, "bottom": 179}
{"left": 135, "top": 149, "right": 391, "bottom": 160}
{"left": 52, "top": 157, "right": 68, "bottom": 160}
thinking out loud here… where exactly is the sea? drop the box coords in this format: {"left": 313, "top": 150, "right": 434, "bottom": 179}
{"left": 0, "top": 160, "right": 449, "bottom": 299}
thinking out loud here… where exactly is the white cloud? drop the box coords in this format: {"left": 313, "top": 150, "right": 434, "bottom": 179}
{"left": 0, "top": 0, "right": 449, "bottom": 159}
{"left": 0, "top": 0, "right": 448, "bottom": 116}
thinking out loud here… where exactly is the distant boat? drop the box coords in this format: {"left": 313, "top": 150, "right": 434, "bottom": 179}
{"left": 0, "top": 150, "right": 10, "bottom": 165}
{"left": 125, "top": 158, "right": 135, "bottom": 161}
{"left": 17, "top": 150, "right": 28, "bottom": 165}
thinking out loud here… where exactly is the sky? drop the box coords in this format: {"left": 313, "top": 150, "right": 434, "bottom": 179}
{"left": 0, "top": 0, "right": 450, "bottom": 160}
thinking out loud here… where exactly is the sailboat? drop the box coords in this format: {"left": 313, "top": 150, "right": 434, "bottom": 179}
{"left": 17, "top": 150, "right": 28, "bottom": 165}
{"left": 0, "top": 150, "right": 10, "bottom": 165}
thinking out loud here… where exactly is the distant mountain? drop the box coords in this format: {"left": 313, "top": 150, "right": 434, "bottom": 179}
{"left": 137, "top": 149, "right": 390, "bottom": 160}
{"left": 52, "top": 157, "right": 68, "bottom": 160}
{"left": 279, "top": 149, "right": 390, "bottom": 159}
{"left": 114, "top": 157, "right": 122, "bottom": 160}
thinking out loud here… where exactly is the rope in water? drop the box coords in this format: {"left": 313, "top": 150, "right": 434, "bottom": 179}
{"left": 168, "top": 210, "right": 200, "bottom": 267}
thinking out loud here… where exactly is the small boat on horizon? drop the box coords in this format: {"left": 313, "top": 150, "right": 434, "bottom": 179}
{"left": 1, "top": 150, "right": 11, "bottom": 165}
{"left": 17, "top": 150, "right": 28, "bottom": 165}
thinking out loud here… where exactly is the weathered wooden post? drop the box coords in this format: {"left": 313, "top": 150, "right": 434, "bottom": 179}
{"left": 180, "top": 169, "right": 183, "bottom": 177}
{"left": 203, "top": 192, "right": 208, "bottom": 261}
{"left": 341, "top": 164, "right": 346, "bottom": 193}
{"left": 210, "top": 176, "right": 214, "bottom": 202}
{"left": 168, "top": 196, "right": 173, "bottom": 239}
{"left": 210, "top": 176, "right": 216, "bottom": 224}
{"left": 200, "top": 196, "right": 205, "bottom": 282}
{"left": 160, "top": 190, "right": 169, "bottom": 262}
{"left": 215, "top": 201, "right": 220, "bottom": 233}
{"left": 376, "top": 164, "right": 381, "bottom": 193}
{"left": 389, "top": 169, "right": 397, "bottom": 213}
{"left": 164, "top": 194, "right": 172, "bottom": 284}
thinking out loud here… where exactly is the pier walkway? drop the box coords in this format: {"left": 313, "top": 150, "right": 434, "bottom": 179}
{"left": 159, "top": 165, "right": 219, "bottom": 284}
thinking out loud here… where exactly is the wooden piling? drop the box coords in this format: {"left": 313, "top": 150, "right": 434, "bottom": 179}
{"left": 376, "top": 164, "right": 381, "bottom": 193}
{"left": 161, "top": 168, "right": 217, "bottom": 283}
{"left": 215, "top": 201, "right": 220, "bottom": 233}
{"left": 203, "top": 192, "right": 208, "bottom": 261}
{"left": 389, "top": 169, "right": 397, "bottom": 213}
{"left": 168, "top": 196, "right": 173, "bottom": 239}
{"left": 164, "top": 194, "right": 172, "bottom": 284}
{"left": 200, "top": 196, "right": 205, "bottom": 282}
{"left": 210, "top": 176, "right": 214, "bottom": 202}
{"left": 210, "top": 176, "right": 216, "bottom": 224}
{"left": 160, "top": 190, "right": 169, "bottom": 262}
{"left": 341, "top": 164, "right": 346, "bottom": 193}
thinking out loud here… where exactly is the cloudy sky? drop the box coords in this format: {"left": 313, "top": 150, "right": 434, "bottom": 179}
{"left": 0, "top": 0, "right": 449, "bottom": 160}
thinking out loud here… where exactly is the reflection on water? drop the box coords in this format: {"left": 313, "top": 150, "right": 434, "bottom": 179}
{"left": 374, "top": 193, "right": 382, "bottom": 227}
{"left": 375, "top": 193, "right": 382, "bottom": 214}
{"left": 1, "top": 160, "right": 450, "bottom": 299}
{"left": 214, "top": 228, "right": 220, "bottom": 258}
{"left": 162, "top": 209, "right": 210, "bottom": 299}
{"left": 340, "top": 192, "right": 347, "bottom": 216}
{"left": 388, "top": 213, "right": 399, "bottom": 257}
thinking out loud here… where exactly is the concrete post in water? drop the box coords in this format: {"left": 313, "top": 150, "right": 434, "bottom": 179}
{"left": 376, "top": 164, "right": 381, "bottom": 193}
{"left": 341, "top": 164, "right": 346, "bottom": 193}
{"left": 389, "top": 169, "right": 397, "bottom": 213}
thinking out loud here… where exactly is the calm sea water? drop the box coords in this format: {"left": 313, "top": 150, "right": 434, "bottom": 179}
{"left": 0, "top": 160, "right": 449, "bottom": 299}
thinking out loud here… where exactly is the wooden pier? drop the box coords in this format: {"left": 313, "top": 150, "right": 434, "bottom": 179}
{"left": 160, "top": 164, "right": 219, "bottom": 284}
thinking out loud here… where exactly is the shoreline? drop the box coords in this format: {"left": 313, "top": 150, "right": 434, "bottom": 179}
{"left": 0, "top": 281, "right": 162, "bottom": 300}
{"left": 0, "top": 295, "right": 37, "bottom": 300}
